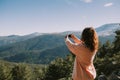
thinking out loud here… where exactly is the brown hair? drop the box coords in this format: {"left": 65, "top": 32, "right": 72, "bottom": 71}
{"left": 81, "top": 27, "right": 99, "bottom": 52}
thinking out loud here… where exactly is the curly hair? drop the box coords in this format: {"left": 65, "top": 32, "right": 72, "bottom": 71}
{"left": 81, "top": 27, "right": 99, "bottom": 52}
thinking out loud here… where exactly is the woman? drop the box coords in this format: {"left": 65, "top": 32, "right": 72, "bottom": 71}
{"left": 65, "top": 27, "right": 99, "bottom": 80}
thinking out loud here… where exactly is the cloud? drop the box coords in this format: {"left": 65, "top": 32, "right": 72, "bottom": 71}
{"left": 104, "top": 3, "right": 113, "bottom": 7}
{"left": 80, "top": 0, "right": 93, "bottom": 3}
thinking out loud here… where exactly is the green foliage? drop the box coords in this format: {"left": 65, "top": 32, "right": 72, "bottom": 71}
{"left": 12, "top": 64, "right": 33, "bottom": 80}
{"left": 94, "top": 29, "right": 120, "bottom": 79}
{"left": 94, "top": 52, "right": 120, "bottom": 76}
{"left": 0, "top": 62, "right": 12, "bottom": 80}
{"left": 38, "top": 45, "right": 69, "bottom": 64}
{"left": 44, "top": 54, "right": 74, "bottom": 80}
{"left": 32, "top": 66, "right": 46, "bottom": 80}
{"left": 113, "top": 30, "right": 120, "bottom": 53}
{"left": 0, "top": 60, "right": 47, "bottom": 80}
{"left": 98, "top": 40, "right": 113, "bottom": 58}
{"left": 0, "top": 34, "right": 69, "bottom": 64}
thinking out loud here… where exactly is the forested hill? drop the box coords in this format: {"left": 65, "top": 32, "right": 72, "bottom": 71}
{"left": 0, "top": 32, "right": 43, "bottom": 46}
{"left": 0, "top": 23, "right": 120, "bottom": 64}
{"left": 0, "top": 34, "right": 69, "bottom": 64}
{"left": 97, "top": 23, "right": 120, "bottom": 44}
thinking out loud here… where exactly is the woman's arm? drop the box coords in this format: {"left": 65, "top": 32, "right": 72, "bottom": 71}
{"left": 65, "top": 35, "right": 79, "bottom": 55}
{"left": 69, "top": 34, "right": 81, "bottom": 44}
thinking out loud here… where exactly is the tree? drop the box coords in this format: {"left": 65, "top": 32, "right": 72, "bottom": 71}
{"left": 94, "top": 30, "right": 120, "bottom": 79}
{"left": 12, "top": 63, "right": 33, "bottom": 80}
{"left": 44, "top": 54, "right": 74, "bottom": 80}
{"left": 98, "top": 40, "right": 112, "bottom": 58}
{"left": 33, "top": 65, "right": 46, "bottom": 80}
{"left": 0, "top": 62, "right": 12, "bottom": 80}
{"left": 113, "top": 30, "right": 120, "bottom": 53}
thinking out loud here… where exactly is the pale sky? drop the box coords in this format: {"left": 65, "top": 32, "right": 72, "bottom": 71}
{"left": 0, "top": 0, "right": 120, "bottom": 36}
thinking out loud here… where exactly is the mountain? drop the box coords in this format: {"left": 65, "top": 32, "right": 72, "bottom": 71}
{"left": 0, "top": 32, "right": 43, "bottom": 46}
{"left": 0, "top": 34, "right": 69, "bottom": 64}
{"left": 96, "top": 23, "right": 120, "bottom": 44}
{"left": 60, "top": 31, "right": 81, "bottom": 36}
{"left": 96, "top": 23, "right": 120, "bottom": 36}
{"left": 0, "top": 23, "right": 120, "bottom": 64}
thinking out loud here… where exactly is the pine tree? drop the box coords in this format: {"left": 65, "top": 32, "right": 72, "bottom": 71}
{"left": 113, "top": 30, "right": 120, "bottom": 53}
{"left": 0, "top": 62, "right": 12, "bottom": 80}
{"left": 98, "top": 40, "right": 112, "bottom": 58}
{"left": 44, "top": 54, "right": 74, "bottom": 80}
{"left": 33, "top": 66, "right": 46, "bottom": 80}
{"left": 12, "top": 63, "right": 33, "bottom": 80}
{"left": 94, "top": 30, "right": 120, "bottom": 79}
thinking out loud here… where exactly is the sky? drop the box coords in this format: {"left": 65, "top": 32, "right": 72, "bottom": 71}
{"left": 0, "top": 0, "right": 120, "bottom": 36}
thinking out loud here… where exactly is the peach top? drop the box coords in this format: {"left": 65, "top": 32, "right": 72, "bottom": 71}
{"left": 65, "top": 36, "right": 96, "bottom": 80}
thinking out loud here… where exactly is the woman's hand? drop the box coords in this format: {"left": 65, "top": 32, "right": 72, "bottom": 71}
{"left": 65, "top": 34, "right": 74, "bottom": 38}
{"left": 65, "top": 34, "right": 76, "bottom": 40}
{"left": 68, "top": 34, "right": 72, "bottom": 37}
{"left": 68, "top": 34, "right": 75, "bottom": 38}
{"left": 68, "top": 34, "right": 81, "bottom": 44}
